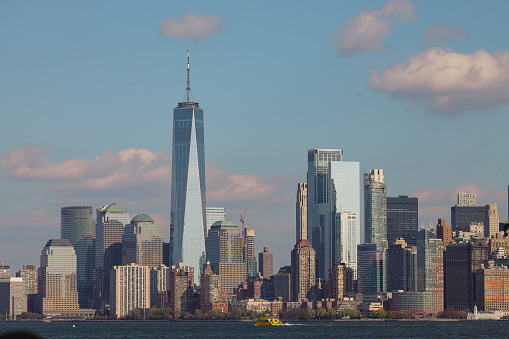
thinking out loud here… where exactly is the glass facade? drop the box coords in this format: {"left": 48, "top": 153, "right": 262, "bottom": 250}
{"left": 364, "top": 170, "right": 388, "bottom": 252}
{"left": 170, "top": 102, "right": 206, "bottom": 282}
{"left": 61, "top": 206, "right": 95, "bottom": 308}
{"left": 307, "top": 148, "right": 343, "bottom": 279}
{"left": 329, "top": 161, "right": 360, "bottom": 279}
{"left": 387, "top": 196, "right": 418, "bottom": 246}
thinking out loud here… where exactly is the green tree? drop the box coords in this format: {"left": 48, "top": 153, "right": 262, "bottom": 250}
{"left": 233, "top": 308, "right": 243, "bottom": 319}
{"left": 194, "top": 309, "right": 203, "bottom": 319}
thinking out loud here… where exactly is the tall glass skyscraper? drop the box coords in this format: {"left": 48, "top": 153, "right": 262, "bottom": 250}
{"left": 329, "top": 161, "right": 360, "bottom": 279}
{"left": 61, "top": 206, "right": 95, "bottom": 308}
{"left": 307, "top": 148, "right": 343, "bottom": 279}
{"left": 170, "top": 49, "right": 207, "bottom": 281}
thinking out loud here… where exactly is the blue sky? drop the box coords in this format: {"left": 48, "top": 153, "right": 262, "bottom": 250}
{"left": 1, "top": 0, "right": 508, "bottom": 272}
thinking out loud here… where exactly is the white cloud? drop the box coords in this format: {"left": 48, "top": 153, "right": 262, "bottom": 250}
{"left": 334, "top": 0, "right": 417, "bottom": 55}
{"left": 159, "top": 11, "right": 221, "bottom": 40}
{"left": 369, "top": 47, "right": 509, "bottom": 115}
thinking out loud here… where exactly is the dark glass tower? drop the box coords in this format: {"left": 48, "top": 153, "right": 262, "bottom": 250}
{"left": 387, "top": 195, "right": 418, "bottom": 246}
{"left": 170, "top": 49, "right": 206, "bottom": 280}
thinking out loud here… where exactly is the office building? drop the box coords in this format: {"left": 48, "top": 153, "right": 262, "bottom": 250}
{"left": 296, "top": 182, "right": 308, "bottom": 242}
{"left": 387, "top": 196, "right": 418, "bottom": 246}
{"left": 0, "top": 277, "right": 27, "bottom": 319}
{"left": 476, "top": 265, "right": 509, "bottom": 313}
{"left": 16, "top": 265, "right": 38, "bottom": 295}
{"left": 357, "top": 243, "right": 385, "bottom": 294}
{"left": 200, "top": 262, "right": 221, "bottom": 310}
{"left": 445, "top": 239, "right": 490, "bottom": 310}
{"left": 273, "top": 266, "right": 291, "bottom": 302}
{"left": 94, "top": 203, "right": 130, "bottom": 307}
{"left": 206, "top": 221, "right": 246, "bottom": 296}
{"left": 364, "top": 169, "right": 387, "bottom": 252}
{"left": 206, "top": 207, "right": 226, "bottom": 232}
{"left": 122, "top": 214, "right": 163, "bottom": 267}
{"left": 37, "top": 239, "right": 80, "bottom": 315}
{"left": 457, "top": 192, "right": 477, "bottom": 206}
{"left": 329, "top": 161, "right": 360, "bottom": 280}
{"left": 291, "top": 239, "right": 316, "bottom": 302}
{"left": 307, "top": 148, "right": 343, "bottom": 279}
{"left": 0, "top": 264, "right": 10, "bottom": 278}
{"left": 436, "top": 219, "right": 452, "bottom": 250}
{"left": 328, "top": 264, "right": 348, "bottom": 300}
{"left": 61, "top": 206, "right": 95, "bottom": 308}
{"left": 484, "top": 204, "right": 499, "bottom": 239}
{"left": 259, "top": 247, "right": 273, "bottom": 278}
{"left": 110, "top": 264, "right": 150, "bottom": 318}
{"left": 386, "top": 239, "right": 417, "bottom": 292}
{"left": 243, "top": 225, "right": 257, "bottom": 279}
{"left": 451, "top": 205, "right": 485, "bottom": 232}
{"left": 417, "top": 230, "right": 444, "bottom": 312}
{"left": 170, "top": 49, "right": 207, "bottom": 281}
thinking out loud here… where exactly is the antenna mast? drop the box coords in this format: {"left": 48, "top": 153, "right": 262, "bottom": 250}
{"left": 186, "top": 46, "right": 191, "bottom": 103}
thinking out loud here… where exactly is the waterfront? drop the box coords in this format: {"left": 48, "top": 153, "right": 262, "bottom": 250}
{"left": 1, "top": 321, "right": 509, "bottom": 338}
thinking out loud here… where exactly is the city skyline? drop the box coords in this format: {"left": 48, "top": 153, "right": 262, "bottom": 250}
{"left": 1, "top": 1, "right": 509, "bottom": 272}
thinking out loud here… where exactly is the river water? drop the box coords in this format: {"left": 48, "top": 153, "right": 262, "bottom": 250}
{"left": 1, "top": 320, "right": 507, "bottom": 338}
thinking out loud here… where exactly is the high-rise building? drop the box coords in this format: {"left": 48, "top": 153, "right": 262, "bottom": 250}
{"left": 457, "top": 192, "right": 477, "bottom": 206}
{"left": 475, "top": 265, "right": 509, "bottom": 313}
{"left": 386, "top": 239, "right": 417, "bottom": 292}
{"left": 328, "top": 264, "right": 348, "bottom": 300}
{"left": 386, "top": 196, "right": 418, "bottom": 247}
{"left": 445, "top": 239, "right": 490, "bottom": 310}
{"left": 61, "top": 206, "right": 95, "bottom": 308}
{"left": 484, "top": 204, "right": 499, "bottom": 239}
{"left": 94, "top": 203, "right": 130, "bottom": 307}
{"left": 169, "top": 263, "right": 195, "bottom": 313}
{"left": 364, "top": 169, "right": 387, "bottom": 252}
{"left": 0, "top": 264, "right": 10, "bottom": 278}
{"left": 296, "top": 182, "right": 308, "bottom": 242}
{"left": 357, "top": 243, "right": 385, "bottom": 295}
{"left": 243, "top": 225, "right": 257, "bottom": 279}
{"left": 417, "top": 230, "right": 445, "bottom": 312}
{"left": 150, "top": 265, "right": 169, "bottom": 308}
{"left": 416, "top": 229, "right": 435, "bottom": 291}
{"left": 110, "top": 263, "right": 150, "bottom": 318}
{"left": 170, "top": 49, "right": 207, "bottom": 280}
{"left": 122, "top": 214, "right": 163, "bottom": 267}
{"left": 307, "top": 148, "right": 343, "bottom": 279}
{"left": 16, "top": 265, "right": 37, "bottom": 312}
{"left": 200, "top": 262, "right": 221, "bottom": 311}
{"left": 451, "top": 205, "right": 485, "bottom": 232}
{"left": 259, "top": 247, "right": 273, "bottom": 278}
{"left": 436, "top": 219, "right": 452, "bottom": 250}
{"left": 37, "top": 239, "right": 80, "bottom": 315}
{"left": 329, "top": 161, "right": 360, "bottom": 280}
{"left": 206, "top": 221, "right": 246, "bottom": 296}
{"left": 0, "top": 277, "right": 27, "bottom": 319}
{"left": 291, "top": 239, "right": 316, "bottom": 302}
{"left": 273, "top": 266, "right": 291, "bottom": 302}
{"left": 206, "top": 207, "right": 226, "bottom": 232}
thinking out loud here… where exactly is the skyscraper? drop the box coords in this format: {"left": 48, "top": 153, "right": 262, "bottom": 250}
{"left": 436, "top": 219, "right": 452, "bottom": 250}
{"left": 307, "top": 148, "right": 343, "bottom": 278}
{"left": 37, "top": 239, "right": 80, "bottom": 315}
{"left": 296, "top": 182, "right": 308, "bottom": 242}
{"left": 386, "top": 196, "right": 418, "bottom": 246}
{"left": 364, "top": 169, "right": 387, "bottom": 251}
{"left": 122, "top": 214, "right": 163, "bottom": 267}
{"left": 243, "top": 225, "right": 257, "bottom": 279}
{"left": 110, "top": 264, "right": 150, "bottom": 318}
{"left": 386, "top": 239, "right": 417, "bottom": 292}
{"left": 206, "top": 221, "right": 246, "bottom": 296}
{"left": 259, "top": 247, "right": 273, "bottom": 278}
{"left": 357, "top": 243, "right": 385, "bottom": 294}
{"left": 206, "top": 207, "right": 226, "bottom": 232}
{"left": 170, "top": 49, "right": 207, "bottom": 280}
{"left": 61, "top": 206, "right": 95, "bottom": 308}
{"left": 291, "top": 239, "right": 316, "bottom": 302}
{"left": 484, "top": 204, "right": 499, "bottom": 239}
{"left": 329, "top": 161, "right": 360, "bottom": 279}
{"left": 94, "top": 203, "right": 130, "bottom": 307}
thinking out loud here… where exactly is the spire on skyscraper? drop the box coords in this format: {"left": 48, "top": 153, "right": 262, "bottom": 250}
{"left": 186, "top": 46, "right": 191, "bottom": 103}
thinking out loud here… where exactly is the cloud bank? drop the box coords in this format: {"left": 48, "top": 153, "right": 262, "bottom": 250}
{"left": 369, "top": 47, "right": 509, "bottom": 115}
{"left": 159, "top": 11, "right": 221, "bottom": 40}
{"left": 334, "top": 0, "right": 417, "bottom": 55}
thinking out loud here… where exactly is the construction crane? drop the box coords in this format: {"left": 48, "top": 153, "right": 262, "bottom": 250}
{"left": 240, "top": 203, "right": 249, "bottom": 228}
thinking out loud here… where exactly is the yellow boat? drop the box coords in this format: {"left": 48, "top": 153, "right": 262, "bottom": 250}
{"left": 255, "top": 317, "right": 283, "bottom": 325}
